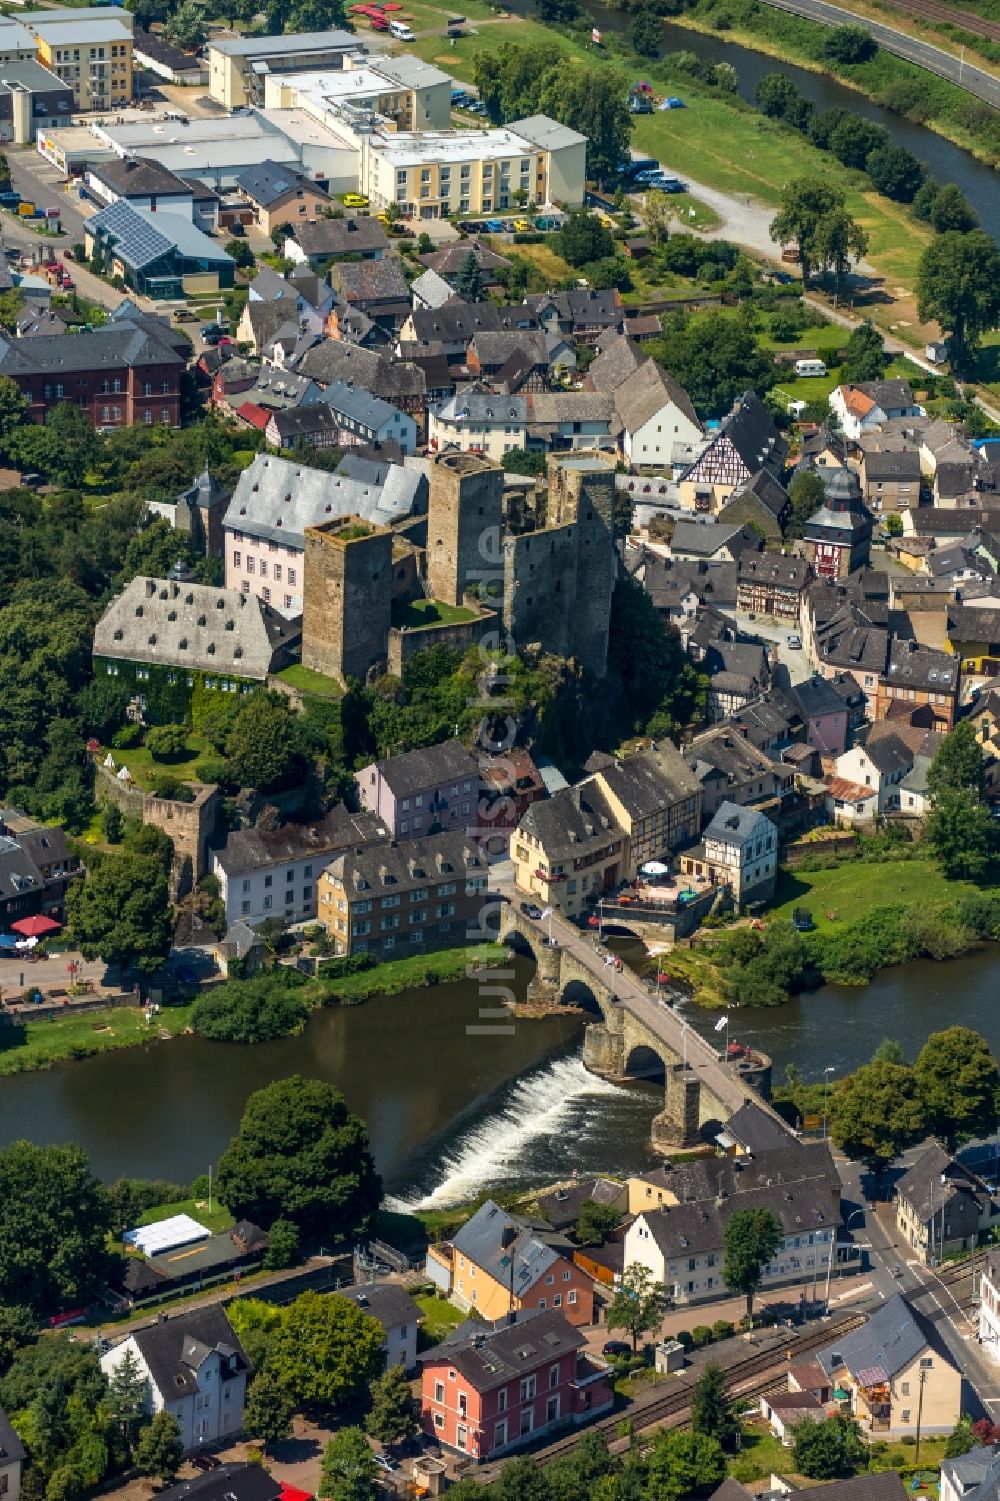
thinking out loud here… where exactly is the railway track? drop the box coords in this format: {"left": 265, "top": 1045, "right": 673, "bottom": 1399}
{"left": 533, "top": 1312, "right": 868, "bottom": 1465}
{"left": 873, "top": 0, "right": 1000, "bottom": 46}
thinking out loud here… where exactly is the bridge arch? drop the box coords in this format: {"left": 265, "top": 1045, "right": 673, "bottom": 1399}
{"left": 561, "top": 977, "right": 604, "bottom": 1019}
{"left": 623, "top": 1043, "right": 666, "bottom": 1084}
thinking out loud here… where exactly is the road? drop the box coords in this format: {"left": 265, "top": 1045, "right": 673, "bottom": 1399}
{"left": 757, "top": 0, "right": 1000, "bottom": 108}
{"left": 499, "top": 881, "right": 775, "bottom": 1121}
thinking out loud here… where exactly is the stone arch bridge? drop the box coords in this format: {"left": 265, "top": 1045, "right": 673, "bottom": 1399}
{"left": 498, "top": 893, "right": 775, "bottom": 1152}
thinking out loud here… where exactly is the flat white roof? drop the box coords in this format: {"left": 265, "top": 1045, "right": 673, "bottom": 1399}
{"left": 372, "top": 126, "right": 536, "bottom": 168}
{"left": 257, "top": 106, "right": 353, "bottom": 153}
{"left": 284, "top": 64, "right": 407, "bottom": 102}
{"left": 124, "top": 1213, "right": 211, "bottom": 1257}
{"left": 97, "top": 115, "right": 302, "bottom": 174}
{"left": 209, "top": 28, "right": 359, "bottom": 58}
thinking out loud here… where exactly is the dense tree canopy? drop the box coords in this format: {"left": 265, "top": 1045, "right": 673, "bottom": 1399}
{"left": 0, "top": 1142, "right": 110, "bottom": 1315}
{"left": 830, "top": 1059, "right": 926, "bottom": 1173}
{"left": 917, "top": 230, "right": 1000, "bottom": 370}
{"left": 723, "top": 1208, "right": 783, "bottom": 1317}
{"left": 191, "top": 974, "right": 310, "bottom": 1044}
{"left": 652, "top": 310, "right": 778, "bottom": 419}
{"left": 217, "top": 1075, "right": 381, "bottom": 1240}
{"left": 914, "top": 1027, "right": 999, "bottom": 1149}
{"left": 793, "top": 1414, "right": 867, "bottom": 1478}
{"left": 67, "top": 851, "right": 172, "bottom": 976}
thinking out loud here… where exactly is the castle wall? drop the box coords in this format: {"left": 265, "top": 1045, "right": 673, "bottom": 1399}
{"left": 426, "top": 454, "right": 504, "bottom": 608}
{"left": 302, "top": 519, "right": 393, "bottom": 686}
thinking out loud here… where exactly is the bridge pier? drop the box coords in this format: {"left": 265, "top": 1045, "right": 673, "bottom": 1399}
{"left": 582, "top": 1022, "right": 624, "bottom": 1077}
{"left": 652, "top": 1069, "right": 703, "bottom": 1152}
{"left": 525, "top": 934, "right": 562, "bottom": 1005}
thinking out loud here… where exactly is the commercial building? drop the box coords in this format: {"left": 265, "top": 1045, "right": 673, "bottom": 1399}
{"left": 264, "top": 54, "right": 453, "bottom": 132}
{"left": 86, "top": 199, "right": 235, "bottom": 298}
{"left": 28, "top": 12, "right": 133, "bottom": 110}
{"left": 207, "top": 28, "right": 366, "bottom": 110}
{"left": 86, "top": 154, "right": 198, "bottom": 217}
{"left": 212, "top": 805, "right": 389, "bottom": 927}
{"left": 679, "top": 801, "right": 778, "bottom": 907}
{"left": 0, "top": 808, "right": 80, "bottom": 926}
{"left": 511, "top": 781, "right": 624, "bottom": 920}
{"left": 91, "top": 115, "right": 305, "bottom": 191}
{"left": 420, "top": 1308, "right": 612, "bottom": 1463}
{"left": 316, "top": 829, "right": 489, "bottom": 957}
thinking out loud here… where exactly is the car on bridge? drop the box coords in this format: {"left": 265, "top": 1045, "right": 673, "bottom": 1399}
{"left": 520, "top": 901, "right": 543, "bottom": 919}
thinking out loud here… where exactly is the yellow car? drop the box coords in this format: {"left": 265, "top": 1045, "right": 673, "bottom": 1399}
{"left": 377, "top": 210, "right": 391, "bottom": 224}
{"left": 514, "top": 218, "right": 531, "bottom": 231}
{"left": 343, "top": 193, "right": 369, "bottom": 208}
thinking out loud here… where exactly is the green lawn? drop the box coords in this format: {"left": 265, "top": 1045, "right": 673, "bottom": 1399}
{"left": 137, "top": 1196, "right": 234, "bottom": 1236}
{"left": 320, "top": 943, "right": 506, "bottom": 1003}
{"left": 274, "top": 663, "right": 343, "bottom": 700}
{"left": 391, "top": 598, "right": 480, "bottom": 629}
{"left": 768, "top": 857, "right": 982, "bottom": 932}
{"left": 415, "top": 1292, "right": 467, "bottom": 1346}
{"left": 104, "top": 734, "right": 215, "bottom": 791}
{"left": 0, "top": 1002, "right": 195, "bottom": 1077}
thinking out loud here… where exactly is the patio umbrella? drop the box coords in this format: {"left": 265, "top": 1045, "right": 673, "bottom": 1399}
{"left": 11, "top": 914, "right": 60, "bottom": 937}
{"left": 640, "top": 860, "right": 669, "bottom": 876}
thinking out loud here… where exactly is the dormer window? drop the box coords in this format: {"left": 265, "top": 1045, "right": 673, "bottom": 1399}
{"left": 197, "top": 615, "right": 206, "bottom": 627}
{"left": 207, "top": 642, "right": 216, "bottom": 654}
{"left": 226, "top": 619, "right": 235, "bottom": 631}
{"left": 113, "top": 628, "right": 123, "bottom": 641}
{"left": 167, "top": 609, "right": 177, "bottom": 621}
{"left": 178, "top": 638, "right": 188, "bottom": 650}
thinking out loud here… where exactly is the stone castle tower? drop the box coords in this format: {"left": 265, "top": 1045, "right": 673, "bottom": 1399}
{"left": 302, "top": 515, "right": 393, "bottom": 686}
{"left": 426, "top": 452, "right": 504, "bottom": 607}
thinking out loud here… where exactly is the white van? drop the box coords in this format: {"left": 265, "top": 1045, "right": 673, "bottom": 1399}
{"left": 389, "top": 19, "right": 414, "bottom": 38}
{"left": 794, "top": 358, "right": 827, "bottom": 377}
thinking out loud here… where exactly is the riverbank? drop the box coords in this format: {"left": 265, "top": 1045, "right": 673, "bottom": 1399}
{"left": 0, "top": 943, "right": 508, "bottom": 1079}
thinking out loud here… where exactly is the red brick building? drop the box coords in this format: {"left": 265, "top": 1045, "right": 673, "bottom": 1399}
{"left": 420, "top": 1308, "right": 613, "bottom": 1464}
{"left": 0, "top": 321, "right": 185, "bottom": 429}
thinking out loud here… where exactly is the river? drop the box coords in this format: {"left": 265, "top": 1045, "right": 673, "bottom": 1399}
{"left": 501, "top": 0, "right": 1000, "bottom": 244}
{"left": 1, "top": 942, "right": 999, "bottom": 1206}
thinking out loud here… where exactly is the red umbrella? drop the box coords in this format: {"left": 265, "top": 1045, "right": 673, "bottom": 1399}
{"left": 11, "top": 914, "right": 61, "bottom": 937}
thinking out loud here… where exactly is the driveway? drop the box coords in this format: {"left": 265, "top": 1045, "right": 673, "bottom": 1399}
{"left": 724, "top": 609, "right": 812, "bottom": 685}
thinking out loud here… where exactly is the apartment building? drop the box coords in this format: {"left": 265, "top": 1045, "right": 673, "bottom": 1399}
{"left": 511, "top": 781, "right": 625, "bottom": 920}
{"left": 317, "top": 829, "right": 489, "bottom": 958}
{"left": 355, "top": 740, "right": 480, "bottom": 842}
{"left": 208, "top": 28, "right": 365, "bottom": 109}
{"left": 30, "top": 13, "right": 132, "bottom": 109}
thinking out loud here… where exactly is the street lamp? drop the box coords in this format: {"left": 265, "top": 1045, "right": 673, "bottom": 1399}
{"left": 822, "top": 1066, "right": 835, "bottom": 1140}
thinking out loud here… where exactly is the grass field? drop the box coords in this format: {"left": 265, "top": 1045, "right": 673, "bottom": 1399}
{"left": 320, "top": 943, "right": 506, "bottom": 1003}
{"left": 415, "top": 1292, "right": 467, "bottom": 1346}
{"left": 136, "top": 1196, "right": 234, "bottom": 1236}
{"left": 768, "top": 856, "right": 982, "bottom": 931}
{"left": 392, "top": 598, "right": 480, "bottom": 628}
{"left": 274, "top": 663, "right": 343, "bottom": 699}
{"left": 0, "top": 1001, "right": 195, "bottom": 1077}
{"left": 103, "top": 734, "right": 215, "bottom": 791}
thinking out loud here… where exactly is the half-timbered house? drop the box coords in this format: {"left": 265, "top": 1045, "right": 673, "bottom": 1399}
{"left": 677, "top": 391, "right": 788, "bottom": 513}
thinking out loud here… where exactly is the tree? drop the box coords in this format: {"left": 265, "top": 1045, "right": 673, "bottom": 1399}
{"left": 914, "top": 1027, "right": 999, "bottom": 1150}
{"left": 11, "top": 403, "right": 101, "bottom": 489}
{"left": 755, "top": 72, "right": 810, "bottom": 128}
{"left": 225, "top": 692, "right": 307, "bottom": 793}
{"left": 285, "top": 0, "right": 347, "bottom": 29}
{"left": 319, "top": 1427, "right": 378, "bottom": 1501}
{"left": 217, "top": 1076, "right": 380, "bottom": 1241}
{"left": 632, "top": 6, "right": 662, "bottom": 58}
{"left": 840, "top": 320, "right": 886, "bottom": 383}
{"left": 163, "top": 1, "right": 206, "bottom": 47}
{"left": 865, "top": 144, "right": 924, "bottom": 203}
{"left": 191, "top": 975, "right": 309, "bottom": 1044}
{"left": 793, "top": 1414, "right": 867, "bottom": 1478}
{"left": 499, "top": 447, "right": 547, "bottom": 477}
{"left": 786, "top": 470, "right": 826, "bottom": 540}
{"left": 493, "top": 1458, "right": 552, "bottom": 1501}
{"left": 770, "top": 179, "right": 846, "bottom": 286}
{"left": 690, "top": 1362, "right": 739, "bottom": 1449}
{"left": 144, "top": 723, "right": 188, "bottom": 760}
{"left": 829, "top": 1059, "right": 926, "bottom": 1176}
{"left": 927, "top": 720, "right": 988, "bottom": 800}
{"left": 824, "top": 23, "right": 877, "bottom": 62}
{"left": 243, "top": 1370, "right": 293, "bottom": 1450}
{"left": 134, "top": 1412, "right": 182, "bottom": 1485}
{"left": 929, "top": 183, "right": 978, "bottom": 234}
{"left": 453, "top": 252, "right": 484, "bottom": 302}
{"left": 0, "top": 1141, "right": 110, "bottom": 1316}
{"left": 227, "top": 238, "right": 256, "bottom": 270}
{"left": 945, "top": 1416, "right": 977, "bottom": 1460}
{"left": 827, "top": 115, "right": 888, "bottom": 171}
{"left": 645, "top": 1429, "right": 726, "bottom": 1501}
{"left": 266, "top": 1293, "right": 384, "bottom": 1408}
{"left": 814, "top": 207, "right": 869, "bottom": 303}
{"left": 557, "top": 211, "right": 614, "bottom": 269}
{"left": 643, "top": 189, "right": 671, "bottom": 248}
{"left": 574, "top": 1198, "right": 622, "bottom": 1247}
{"left": 107, "top": 1348, "right": 146, "bottom": 1459}
{"left": 917, "top": 231, "right": 1000, "bottom": 371}
{"left": 924, "top": 787, "right": 996, "bottom": 880}
{"left": 605, "top": 1262, "right": 671, "bottom": 1352}
{"left": 0, "top": 376, "right": 29, "bottom": 463}
{"left": 723, "top": 1208, "right": 783, "bottom": 1318}
{"left": 262, "top": 1218, "right": 301, "bottom": 1271}
{"left": 67, "top": 851, "right": 172, "bottom": 976}
{"left": 365, "top": 1365, "right": 417, "bottom": 1447}
{"left": 536, "top": 0, "right": 578, "bottom": 23}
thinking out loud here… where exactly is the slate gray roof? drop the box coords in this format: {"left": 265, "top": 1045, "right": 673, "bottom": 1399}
{"left": 704, "top": 801, "right": 775, "bottom": 848}
{"left": 671, "top": 519, "right": 743, "bottom": 558}
{"left": 537, "top": 1177, "right": 624, "bottom": 1231}
{"left": 332, "top": 257, "right": 409, "bottom": 304}
{"left": 860, "top": 730, "right": 913, "bottom": 777}
{"left": 450, "top": 1200, "right": 566, "bottom": 1293}
{"left": 130, "top": 1305, "right": 250, "bottom": 1400}
{"left": 408, "top": 301, "right": 505, "bottom": 345}
{"left": 0, "top": 323, "right": 184, "bottom": 376}
{"left": 614, "top": 357, "right": 701, "bottom": 436}
{"left": 586, "top": 742, "right": 701, "bottom": 816}
{"left": 421, "top": 1306, "right": 585, "bottom": 1392}
{"left": 941, "top": 1447, "right": 1000, "bottom": 1501}
{"left": 518, "top": 781, "right": 620, "bottom": 858}
{"left": 816, "top": 1294, "right": 952, "bottom": 1383}
{"left": 323, "top": 377, "right": 400, "bottom": 431}
{"left": 861, "top": 448, "right": 921, "bottom": 482}
{"left": 715, "top": 389, "right": 787, "bottom": 474}
{"left": 411, "top": 268, "right": 454, "bottom": 311}
{"left": 236, "top": 159, "right": 322, "bottom": 210}
{"left": 329, "top": 830, "right": 485, "bottom": 898}
{"left": 686, "top": 725, "right": 778, "bottom": 787}
{"left": 857, "top": 378, "right": 917, "bottom": 412}
{"left": 154, "top": 1466, "right": 280, "bottom": 1501}
{"left": 292, "top": 341, "right": 425, "bottom": 406}
{"left": 214, "top": 806, "right": 388, "bottom": 878}
{"left": 525, "top": 391, "right": 616, "bottom": 432}
{"left": 639, "top": 1171, "right": 833, "bottom": 1259}
{"left": 643, "top": 555, "right": 737, "bottom": 611}
{"left": 336, "top": 452, "right": 428, "bottom": 510}
{"left": 737, "top": 554, "right": 811, "bottom": 591}
{"left": 792, "top": 674, "right": 849, "bottom": 721}
{"left": 90, "top": 154, "right": 194, "bottom": 200}
{"left": 727, "top": 468, "right": 791, "bottom": 520}
{"left": 420, "top": 238, "right": 511, "bottom": 279}
{"left": 437, "top": 389, "right": 527, "bottom": 426}
{"left": 290, "top": 217, "right": 389, "bottom": 259}
{"left": 93, "top": 577, "right": 298, "bottom": 681}
{"left": 366, "top": 739, "right": 479, "bottom": 799}
{"left": 895, "top": 1142, "right": 992, "bottom": 1223}
{"left": 586, "top": 333, "right": 644, "bottom": 394}
{"left": 470, "top": 329, "right": 549, "bottom": 369}
{"left": 338, "top": 1282, "right": 421, "bottom": 1332}
{"left": 885, "top": 639, "right": 959, "bottom": 693}
{"left": 726, "top": 1100, "right": 799, "bottom": 1155}
{"left": 226, "top": 452, "right": 423, "bottom": 546}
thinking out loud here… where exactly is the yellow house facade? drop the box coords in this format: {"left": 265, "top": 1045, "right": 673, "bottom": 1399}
{"left": 32, "top": 15, "right": 132, "bottom": 109}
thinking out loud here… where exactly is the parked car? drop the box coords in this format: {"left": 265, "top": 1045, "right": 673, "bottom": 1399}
{"left": 520, "top": 901, "right": 543, "bottom": 919}
{"left": 484, "top": 218, "right": 504, "bottom": 233}
{"left": 660, "top": 177, "right": 686, "bottom": 193}
{"left": 787, "top": 633, "right": 802, "bottom": 649}
{"left": 602, "top": 1340, "right": 631, "bottom": 1358}
{"left": 343, "top": 192, "right": 369, "bottom": 208}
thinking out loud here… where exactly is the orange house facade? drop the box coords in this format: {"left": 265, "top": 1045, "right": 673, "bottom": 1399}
{"left": 420, "top": 1309, "right": 613, "bottom": 1463}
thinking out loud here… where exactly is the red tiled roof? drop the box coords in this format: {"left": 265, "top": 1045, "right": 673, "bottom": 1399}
{"left": 237, "top": 402, "right": 271, "bottom": 430}
{"left": 826, "top": 777, "right": 876, "bottom": 804}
